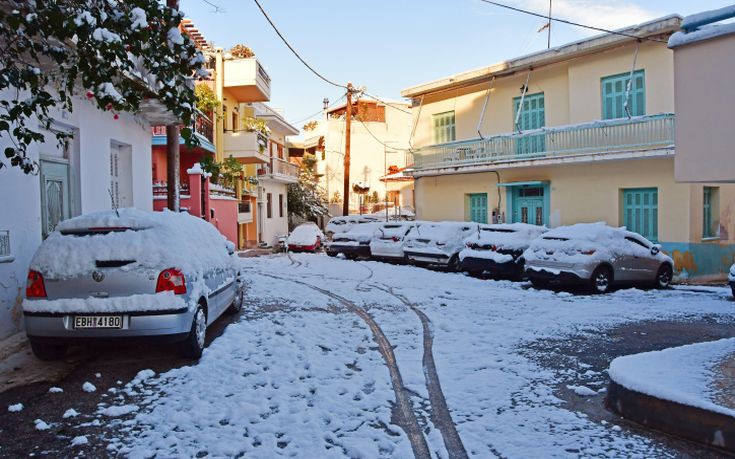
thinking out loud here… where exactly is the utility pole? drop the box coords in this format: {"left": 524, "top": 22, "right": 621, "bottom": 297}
{"left": 547, "top": 0, "right": 553, "bottom": 49}
{"left": 166, "top": 0, "right": 180, "bottom": 211}
{"left": 342, "top": 82, "right": 353, "bottom": 216}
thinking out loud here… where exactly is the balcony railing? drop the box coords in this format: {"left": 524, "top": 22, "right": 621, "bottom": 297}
{"left": 257, "top": 157, "right": 300, "bottom": 183}
{"left": 152, "top": 110, "right": 214, "bottom": 144}
{"left": 223, "top": 130, "right": 269, "bottom": 163}
{"left": 152, "top": 181, "right": 190, "bottom": 197}
{"left": 223, "top": 58, "right": 271, "bottom": 102}
{"left": 407, "top": 113, "right": 675, "bottom": 174}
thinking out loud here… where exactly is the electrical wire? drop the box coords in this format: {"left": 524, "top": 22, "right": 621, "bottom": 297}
{"left": 252, "top": 0, "right": 348, "bottom": 89}
{"left": 363, "top": 91, "right": 412, "bottom": 115}
{"left": 477, "top": 0, "right": 667, "bottom": 43}
{"left": 288, "top": 93, "right": 347, "bottom": 126}
{"left": 356, "top": 117, "right": 412, "bottom": 152}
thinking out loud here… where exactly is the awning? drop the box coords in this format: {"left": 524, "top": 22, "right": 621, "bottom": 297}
{"left": 496, "top": 180, "right": 549, "bottom": 187}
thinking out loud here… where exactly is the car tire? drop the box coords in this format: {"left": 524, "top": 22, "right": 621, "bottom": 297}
{"left": 447, "top": 254, "right": 460, "bottom": 272}
{"left": 227, "top": 283, "right": 244, "bottom": 314}
{"left": 344, "top": 253, "right": 358, "bottom": 261}
{"left": 512, "top": 260, "right": 526, "bottom": 281}
{"left": 181, "top": 304, "right": 207, "bottom": 360}
{"left": 326, "top": 251, "right": 337, "bottom": 258}
{"left": 654, "top": 264, "right": 673, "bottom": 289}
{"left": 590, "top": 266, "right": 613, "bottom": 294}
{"left": 29, "top": 339, "right": 67, "bottom": 361}
{"left": 529, "top": 276, "right": 549, "bottom": 290}
{"left": 468, "top": 270, "right": 483, "bottom": 278}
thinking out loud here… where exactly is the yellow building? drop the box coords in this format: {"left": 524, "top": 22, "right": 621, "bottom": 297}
{"left": 401, "top": 15, "right": 735, "bottom": 281}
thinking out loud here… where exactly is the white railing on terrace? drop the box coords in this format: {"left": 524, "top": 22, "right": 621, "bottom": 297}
{"left": 407, "top": 113, "right": 675, "bottom": 173}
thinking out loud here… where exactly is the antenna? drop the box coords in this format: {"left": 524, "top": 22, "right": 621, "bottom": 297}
{"left": 108, "top": 188, "right": 120, "bottom": 218}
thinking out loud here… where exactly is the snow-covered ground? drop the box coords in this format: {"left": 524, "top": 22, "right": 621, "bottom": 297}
{"left": 72, "top": 253, "right": 733, "bottom": 457}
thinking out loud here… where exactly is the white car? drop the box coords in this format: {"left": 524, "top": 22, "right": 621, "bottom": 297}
{"left": 369, "top": 221, "right": 423, "bottom": 261}
{"left": 23, "top": 209, "right": 242, "bottom": 360}
{"left": 403, "top": 221, "right": 480, "bottom": 271}
{"left": 325, "top": 215, "right": 382, "bottom": 240}
{"left": 326, "top": 222, "right": 380, "bottom": 260}
{"left": 287, "top": 222, "right": 325, "bottom": 253}
{"left": 524, "top": 222, "right": 674, "bottom": 293}
{"left": 460, "top": 223, "right": 547, "bottom": 279}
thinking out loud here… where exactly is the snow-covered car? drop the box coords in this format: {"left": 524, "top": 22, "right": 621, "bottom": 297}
{"left": 325, "top": 222, "right": 380, "bottom": 260}
{"left": 460, "top": 223, "right": 547, "bottom": 279}
{"left": 286, "top": 223, "right": 324, "bottom": 253}
{"left": 369, "top": 221, "right": 424, "bottom": 261}
{"left": 403, "top": 222, "right": 480, "bottom": 271}
{"left": 729, "top": 264, "right": 735, "bottom": 297}
{"left": 22, "top": 209, "right": 242, "bottom": 361}
{"left": 524, "top": 222, "right": 674, "bottom": 293}
{"left": 325, "top": 215, "right": 382, "bottom": 240}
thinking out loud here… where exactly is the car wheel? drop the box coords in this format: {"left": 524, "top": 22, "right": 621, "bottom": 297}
{"left": 344, "top": 253, "right": 358, "bottom": 261}
{"left": 590, "top": 266, "right": 613, "bottom": 294}
{"left": 468, "top": 270, "right": 483, "bottom": 278}
{"left": 227, "top": 283, "right": 244, "bottom": 314}
{"left": 181, "top": 304, "right": 207, "bottom": 359}
{"left": 512, "top": 260, "right": 526, "bottom": 281}
{"left": 654, "top": 264, "right": 673, "bottom": 289}
{"left": 326, "top": 251, "right": 337, "bottom": 258}
{"left": 447, "top": 254, "right": 460, "bottom": 272}
{"left": 29, "top": 339, "right": 67, "bottom": 361}
{"left": 529, "top": 277, "right": 549, "bottom": 290}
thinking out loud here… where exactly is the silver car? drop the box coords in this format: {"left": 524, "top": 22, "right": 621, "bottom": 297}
{"left": 22, "top": 209, "right": 243, "bottom": 360}
{"left": 524, "top": 222, "right": 674, "bottom": 293}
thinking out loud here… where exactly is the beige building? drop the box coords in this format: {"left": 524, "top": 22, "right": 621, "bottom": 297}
{"left": 669, "top": 6, "right": 735, "bottom": 183}
{"left": 401, "top": 15, "right": 735, "bottom": 281}
{"left": 304, "top": 96, "right": 414, "bottom": 215}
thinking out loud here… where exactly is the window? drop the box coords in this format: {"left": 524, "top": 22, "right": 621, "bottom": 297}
{"left": 513, "top": 93, "right": 545, "bottom": 155}
{"left": 601, "top": 70, "right": 645, "bottom": 120}
{"left": 279, "top": 194, "right": 284, "bottom": 218}
{"left": 432, "top": 111, "right": 455, "bottom": 144}
{"left": 467, "top": 193, "right": 488, "bottom": 224}
{"left": 625, "top": 235, "right": 650, "bottom": 249}
{"left": 623, "top": 188, "right": 658, "bottom": 242}
{"left": 266, "top": 193, "right": 272, "bottom": 219}
{"left": 238, "top": 201, "right": 251, "bottom": 213}
{"left": 703, "top": 187, "right": 719, "bottom": 239}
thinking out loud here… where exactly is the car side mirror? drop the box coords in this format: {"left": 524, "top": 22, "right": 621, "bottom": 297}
{"left": 651, "top": 245, "right": 661, "bottom": 255}
{"left": 225, "top": 241, "right": 236, "bottom": 255}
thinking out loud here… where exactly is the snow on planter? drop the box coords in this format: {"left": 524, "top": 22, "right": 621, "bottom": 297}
{"left": 608, "top": 338, "right": 735, "bottom": 418}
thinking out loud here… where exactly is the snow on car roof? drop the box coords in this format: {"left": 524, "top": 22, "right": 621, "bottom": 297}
{"left": 287, "top": 223, "right": 323, "bottom": 245}
{"left": 32, "top": 208, "right": 235, "bottom": 279}
{"left": 410, "top": 221, "right": 476, "bottom": 240}
{"left": 471, "top": 223, "right": 547, "bottom": 248}
{"left": 342, "top": 222, "right": 381, "bottom": 236}
{"left": 541, "top": 222, "right": 625, "bottom": 241}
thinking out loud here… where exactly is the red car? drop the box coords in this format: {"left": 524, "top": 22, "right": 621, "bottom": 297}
{"left": 287, "top": 223, "right": 325, "bottom": 253}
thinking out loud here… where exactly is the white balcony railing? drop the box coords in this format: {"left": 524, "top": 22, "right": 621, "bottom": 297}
{"left": 407, "top": 113, "right": 675, "bottom": 175}
{"left": 257, "top": 158, "right": 300, "bottom": 183}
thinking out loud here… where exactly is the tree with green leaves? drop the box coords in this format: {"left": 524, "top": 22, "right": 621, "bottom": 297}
{"left": 287, "top": 154, "right": 328, "bottom": 220}
{"left": 0, "top": 0, "right": 206, "bottom": 173}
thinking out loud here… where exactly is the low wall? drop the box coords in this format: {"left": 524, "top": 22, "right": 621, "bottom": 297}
{"left": 661, "top": 242, "right": 735, "bottom": 282}
{"left": 210, "top": 196, "right": 238, "bottom": 244}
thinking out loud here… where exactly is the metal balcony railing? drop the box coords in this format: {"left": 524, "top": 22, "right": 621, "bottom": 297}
{"left": 257, "top": 158, "right": 299, "bottom": 180}
{"left": 151, "top": 109, "right": 214, "bottom": 144}
{"left": 407, "top": 113, "right": 675, "bottom": 173}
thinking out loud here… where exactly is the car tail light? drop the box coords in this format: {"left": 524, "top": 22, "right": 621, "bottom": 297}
{"left": 156, "top": 268, "right": 187, "bottom": 294}
{"left": 26, "top": 270, "right": 47, "bottom": 298}
{"left": 579, "top": 249, "right": 596, "bottom": 255}
{"left": 490, "top": 244, "right": 497, "bottom": 252}
{"left": 392, "top": 236, "right": 400, "bottom": 242}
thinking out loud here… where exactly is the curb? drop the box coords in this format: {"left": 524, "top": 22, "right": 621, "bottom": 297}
{"left": 605, "top": 381, "right": 735, "bottom": 452}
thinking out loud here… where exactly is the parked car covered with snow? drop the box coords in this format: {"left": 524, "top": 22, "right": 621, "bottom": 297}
{"left": 325, "top": 222, "right": 380, "bottom": 260}
{"left": 460, "top": 223, "right": 547, "bottom": 279}
{"left": 729, "top": 264, "right": 735, "bottom": 297}
{"left": 524, "top": 222, "right": 674, "bottom": 293}
{"left": 22, "top": 209, "right": 242, "bottom": 361}
{"left": 369, "top": 221, "right": 424, "bottom": 262}
{"left": 403, "top": 222, "right": 479, "bottom": 271}
{"left": 286, "top": 222, "right": 324, "bottom": 253}
{"left": 325, "top": 215, "right": 381, "bottom": 240}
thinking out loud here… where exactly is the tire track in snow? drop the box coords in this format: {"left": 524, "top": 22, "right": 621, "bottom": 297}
{"left": 371, "top": 284, "right": 470, "bottom": 459}
{"left": 257, "top": 272, "right": 432, "bottom": 459}
{"left": 286, "top": 252, "right": 302, "bottom": 268}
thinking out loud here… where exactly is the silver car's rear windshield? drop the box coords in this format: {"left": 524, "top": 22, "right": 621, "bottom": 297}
{"left": 59, "top": 227, "right": 146, "bottom": 237}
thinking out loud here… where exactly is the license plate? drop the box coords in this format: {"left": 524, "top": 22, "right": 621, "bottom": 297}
{"left": 73, "top": 315, "right": 123, "bottom": 329}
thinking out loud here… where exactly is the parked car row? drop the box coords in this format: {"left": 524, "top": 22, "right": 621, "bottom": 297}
{"left": 289, "top": 219, "right": 675, "bottom": 294}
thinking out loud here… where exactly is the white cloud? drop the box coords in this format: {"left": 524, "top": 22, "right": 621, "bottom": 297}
{"left": 504, "top": 0, "right": 660, "bottom": 33}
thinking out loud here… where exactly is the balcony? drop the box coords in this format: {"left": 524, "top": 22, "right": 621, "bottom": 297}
{"left": 223, "top": 130, "right": 270, "bottom": 163}
{"left": 224, "top": 58, "right": 271, "bottom": 102}
{"left": 257, "top": 158, "right": 300, "bottom": 183}
{"left": 152, "top": 110, "right": 215, "bottom": 153}
{"left": 407, "top": 114, "right": 675, "bottom": 176}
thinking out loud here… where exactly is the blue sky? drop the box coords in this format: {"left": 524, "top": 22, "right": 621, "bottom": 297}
{"left": 180, "top": 0, "right": 734, "bottom": 127}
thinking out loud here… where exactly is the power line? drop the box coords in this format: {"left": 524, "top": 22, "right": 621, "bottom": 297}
{"left": 356, "top": 117, "right": 412, "bottom": 152}
{"left": 363, "top": 91, "right": 412, "bottom": 115}
{"left": 288, "top": 93, "right": 347, "bottom": 126}
{"left": 252, "top": 0, "right": 348, "bottom": 89}
{"left": 477, "top": 0, "right": 667, "bottom": 44}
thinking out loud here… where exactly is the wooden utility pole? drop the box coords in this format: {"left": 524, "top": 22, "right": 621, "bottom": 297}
{"left": 547, "top": 0, "right": 552, "bottom": 49}
{"left": 166, "top": 0, "right": 180, "bottom": 211}
{"left": 342, "top": 82, "right": 353, "bottom": 216}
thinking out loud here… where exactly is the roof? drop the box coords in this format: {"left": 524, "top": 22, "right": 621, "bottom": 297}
{"left": 402, "top": 15, "right": 682, "bottom": 98}
{"left": 668, "top": 5, "right": 735, "bottom": 48}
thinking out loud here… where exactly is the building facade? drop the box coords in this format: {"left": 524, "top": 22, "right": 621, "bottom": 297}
{"left": 401, "top": 15, "right": 735, "bottom": 281}
{"left": 304, "top": 97, "right": 414, "bottom": 216}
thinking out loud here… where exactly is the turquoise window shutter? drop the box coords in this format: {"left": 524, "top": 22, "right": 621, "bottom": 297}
{"left": 623, "top": 188, "right": 658, "bottom": 241}
{"left": 468, "top": 193, "right": 488, "bottom": 224}
{"left": 601, "top": 70, "right": 645, "bottom": 120}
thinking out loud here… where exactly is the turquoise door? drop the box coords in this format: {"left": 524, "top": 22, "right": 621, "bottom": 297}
{"left": 623, "top": 188, "right": 658, "bottom": 241}
{"left": 469, "top": 193, "right": 488, "bottom": 224}
{"left": 513, "top": 93, "right": 545, "bottom": 156}
{"left": 39, "top": 159, "right": 70, "bottom": 238}
{"left": 512, "top": 186, "right": 546, "bottom": 226}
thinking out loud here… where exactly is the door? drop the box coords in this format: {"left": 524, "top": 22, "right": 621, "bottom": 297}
{"left": 40, "top": 159, "right": 70, "bottom": 238}
{"left": 468, "top": 193, "right": 488, "bottom": 224}
{"left": 512, "top": 187, "right": 546, "bottom": 226}
{"left": 623, "top": 188, "right": 658, "bottom": 242}
{"left": 110, "top": 143, "right": 133, "bottom": 208}
{"left": 513, "top": 93, "right": 545, "bottom": 156}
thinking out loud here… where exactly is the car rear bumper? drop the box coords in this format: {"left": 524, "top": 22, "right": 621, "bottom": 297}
{"left": 289, "top": 244, "right": 317, "bottom": 252}
{"left": 526, "top": 268, "right": 586, "bottom": 284}
{"left": 404, "top": 250, "right": 451, "bottom": 265}
{"left": 326, "top": 245, "right": 371, "bottom": 257}
{"left": 24, "top": 308, "right": 194, "bottom": 340}
{"left": 460, "top": 257, "right": 519, "bottom": 275}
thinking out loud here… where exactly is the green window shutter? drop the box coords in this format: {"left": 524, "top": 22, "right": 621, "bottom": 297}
{"left": 468, "top": 193, "right": 488, "bottom": 224}
{"left": 703, "top": 187, "right": 716, "bottom": 238}
{"left": 601, "top": 70, "right": 645, "bottom": 120}
{"left": 513, "top": 93, "right": 545, "bottom": 155}
{"left": 623, "top": 188, "right": 658, "bottom": 241}
{"left": 432, "top": 111, "right": 455, "bottom": 144}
